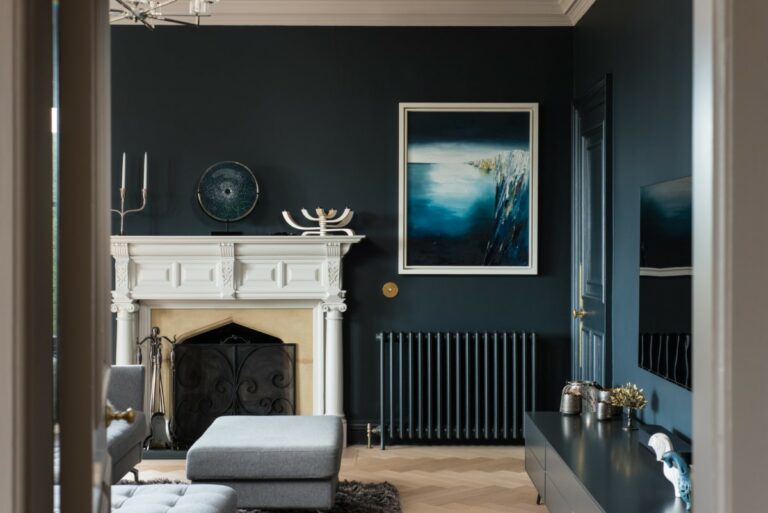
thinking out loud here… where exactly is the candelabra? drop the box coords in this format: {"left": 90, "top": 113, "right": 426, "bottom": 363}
{"left": 111, "top": 152, "right": 148, "bottom": 235}
{"left": 282, "top": 208, "right": 355, "bottom": 236}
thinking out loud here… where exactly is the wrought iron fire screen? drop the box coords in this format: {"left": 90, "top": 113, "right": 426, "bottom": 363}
{"left": 171, "top": 322, "right": 296, "bottom": 448}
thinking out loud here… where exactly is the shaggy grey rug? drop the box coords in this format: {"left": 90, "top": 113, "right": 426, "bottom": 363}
{"left": 118, "top": 479, "right": 401, "bottom": 513}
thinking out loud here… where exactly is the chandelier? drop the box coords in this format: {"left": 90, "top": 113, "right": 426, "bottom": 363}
{"left": 111, "top": 0, "right": 221, "bottom": 28}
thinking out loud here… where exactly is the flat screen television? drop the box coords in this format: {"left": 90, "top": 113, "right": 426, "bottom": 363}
{"left": 638, "top": 176, "right": 692, "bottom": 390}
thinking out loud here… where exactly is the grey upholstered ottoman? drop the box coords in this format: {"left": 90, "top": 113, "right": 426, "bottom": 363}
{"left": 186, "top": 416, "right": 343, "bottom": 510}
{"left": 112, "top": 484, "right": 237, "bottom": 513}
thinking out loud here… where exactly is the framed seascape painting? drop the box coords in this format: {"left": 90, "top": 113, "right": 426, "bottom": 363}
{"left": 398, "top": 103, "right": 538, "bottom": 275}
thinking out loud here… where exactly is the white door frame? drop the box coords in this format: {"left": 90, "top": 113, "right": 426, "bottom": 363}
{"left": 1, "top": 0, "right": 764, "bottom": 511}
{"left": 0, "top": 0, "right": 53, "bottom": 512}
{"left": 693, "top": 0, "right": 768, "bottom": 511}
{"left": 58, "top": 0, "right": 113, "bottom": 512}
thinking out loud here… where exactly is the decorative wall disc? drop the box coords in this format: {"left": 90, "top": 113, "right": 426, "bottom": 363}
{"left": 382, "top": 282, "right": 399, "bottom": 298}
{"left": 197, "top": 161, "right": 259, "bottom": 223}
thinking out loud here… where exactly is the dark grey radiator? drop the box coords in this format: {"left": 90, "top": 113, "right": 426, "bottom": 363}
{"left": 376, "top": 331, "right": 536, "bottom": 449}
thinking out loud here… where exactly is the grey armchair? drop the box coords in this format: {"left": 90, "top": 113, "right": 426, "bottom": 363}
{"left": 108, "top": 365, "right": 148, "bottom": 484}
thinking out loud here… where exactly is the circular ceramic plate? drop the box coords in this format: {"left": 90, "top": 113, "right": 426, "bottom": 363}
{"left": 197, "top": 161, "right": 259, "bottom": 222}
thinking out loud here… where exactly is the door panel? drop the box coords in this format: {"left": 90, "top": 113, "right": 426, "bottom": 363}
{"left": 572, "top": 77, "right": 612, "bottom": 385}
{"left": 58, "top": 0, "right": 112, "bottom": 511}
{"left": 583, "top": 129, "right": 605, "bottom": 301}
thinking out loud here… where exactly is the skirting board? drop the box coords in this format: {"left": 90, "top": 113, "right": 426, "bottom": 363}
{"left": 143, "top": 449, "right": 188, "bottom": 460}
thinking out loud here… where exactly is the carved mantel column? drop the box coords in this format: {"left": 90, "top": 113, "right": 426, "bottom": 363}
{"left": 323, "top": 301, "right": 346, "bottom": 418}
{"left": 112, "top": 241, "right": 137, "bottom": 364}
{"left": 112, "top": 299, "right": 137, "bottom": 365}
{"left": 322, "top": 241, "right": 348, "bottom": 442}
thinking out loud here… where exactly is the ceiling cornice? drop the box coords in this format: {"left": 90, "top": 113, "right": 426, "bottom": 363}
{"left": 111, "top": 0, "right": 596, "bottom": 27}
{"left": 560, "top": 0, "right": 596, "bottom": 25}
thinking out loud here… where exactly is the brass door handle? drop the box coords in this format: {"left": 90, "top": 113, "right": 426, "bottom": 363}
{"left": 105, "top": 405, "right": 136, "bottom": 427}
{"left": 572, "top": 308, "right": 588, "bottom": 319}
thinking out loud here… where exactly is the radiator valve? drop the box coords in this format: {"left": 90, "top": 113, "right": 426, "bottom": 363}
{"left": 366, "top": 423, "right": 382, "bottom": 449}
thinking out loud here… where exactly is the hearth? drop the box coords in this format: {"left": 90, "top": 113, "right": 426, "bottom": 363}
{"left": 171, "top": 322, "right": 296, "bottom": 448}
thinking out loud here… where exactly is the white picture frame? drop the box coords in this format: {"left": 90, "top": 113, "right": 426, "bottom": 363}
{"left": 398, "top": 102, "right": 539, "bottom": 275}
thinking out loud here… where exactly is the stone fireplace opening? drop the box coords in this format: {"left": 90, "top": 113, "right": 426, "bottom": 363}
{"left": 152, "top": 308, "right": 315, "bottom": 419}
{"left": 171, "top": 322, "right": 296, "bottom": 448}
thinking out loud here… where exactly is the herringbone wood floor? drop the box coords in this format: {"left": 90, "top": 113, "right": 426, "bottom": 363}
{"left": 134, "top": 445, "right": 541, "bottom": 512}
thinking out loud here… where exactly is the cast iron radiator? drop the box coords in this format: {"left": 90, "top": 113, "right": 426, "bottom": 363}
{"left": 376, "top": 331, "right": 537, "bottom": 449}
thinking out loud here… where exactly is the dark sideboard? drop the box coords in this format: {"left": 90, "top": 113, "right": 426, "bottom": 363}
{"left": 525, "top": 412, "right": 687, "bottom": 513}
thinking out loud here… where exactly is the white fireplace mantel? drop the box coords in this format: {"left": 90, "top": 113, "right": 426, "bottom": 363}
{"left": 110, "top": 235, "right": 364, "bottom": 424}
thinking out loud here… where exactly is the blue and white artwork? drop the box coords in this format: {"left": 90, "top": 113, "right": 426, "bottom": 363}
{"left": 399, "top": 104, "right": 538, "bottom": 274}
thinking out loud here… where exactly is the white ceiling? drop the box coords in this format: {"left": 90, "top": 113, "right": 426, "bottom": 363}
{"left": 111, "top": 0, "right": 596, "bottom": 27}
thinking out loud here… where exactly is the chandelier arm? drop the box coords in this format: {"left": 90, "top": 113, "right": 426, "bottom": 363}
{"left": 112, "top": 0, "right": 155, "bottom": 29}
{"left": 156, "top": 16, "right": 200, "bottom": 26}
{"left": 114, "top": 0, "right": 142, "bottom": 17}
{"left": 138, "top": 16, "right": 156, "bottom": 30}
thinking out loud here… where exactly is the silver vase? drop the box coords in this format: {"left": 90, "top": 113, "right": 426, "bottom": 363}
{"left": 622, "top": 407, "right": 639, "bottom": 431}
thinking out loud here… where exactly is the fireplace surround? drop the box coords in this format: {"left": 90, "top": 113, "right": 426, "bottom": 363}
{"left": 110, "top": 235, "right": 364, "bottom": 438}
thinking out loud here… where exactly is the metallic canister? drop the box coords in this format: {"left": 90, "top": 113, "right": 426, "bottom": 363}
{"left": 596, "top": 389, "right": 619, "bottom": 420}
{"left": 561, "top": 393, "right": 582, "bottom": 415}
{"left": 559, "top": 380, "right": 598, "bottom": 415}
{"left": 581, "top": 383, "right": 603, "bottom": 412}
{"left": 596, "top": 401, "right": 613, "bottom": 420}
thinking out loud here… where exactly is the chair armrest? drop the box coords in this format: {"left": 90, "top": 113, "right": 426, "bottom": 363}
{"left": 108, "top": 365, "right": 145, "bottom": 412}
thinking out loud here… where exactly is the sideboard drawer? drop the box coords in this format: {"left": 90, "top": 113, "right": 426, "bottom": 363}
{"left": 524, "top": 446, "right": 546, "bottom": 499}
{"left": 524, "top": 415, "right": 546, "bottom": 467}
{"left": 547, "top": 447, "right": 603, "bottom": 513}
{"left": 545, "top": 476, "right": 573, "bottom": 513}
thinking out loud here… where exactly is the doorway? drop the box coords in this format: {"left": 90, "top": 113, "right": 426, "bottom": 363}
{"left": 571, "top": 76, "right": 612, "bottom": 385}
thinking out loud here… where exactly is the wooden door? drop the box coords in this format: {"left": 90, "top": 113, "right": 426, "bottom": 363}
{"left": 58, "top": 0, "right": 113, "bottom": 511}
{"left": 572, "top": 77, "right": 612, "bottom": 385}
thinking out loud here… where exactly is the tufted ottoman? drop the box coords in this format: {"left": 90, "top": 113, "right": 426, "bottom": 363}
{"left": 111, "top": 484, "right": 237, "bottom": 513}
{"left": 186, "top": 416, "right": 343, "bottom": 510}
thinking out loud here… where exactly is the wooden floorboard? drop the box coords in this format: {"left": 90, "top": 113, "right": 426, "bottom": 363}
{"left": 134, "top": 445, "right": 540, "bottom": 513}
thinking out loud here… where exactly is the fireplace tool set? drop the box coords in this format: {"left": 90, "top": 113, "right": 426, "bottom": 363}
{"left": 136, "top": 327, "right": 176, "bottom": 449}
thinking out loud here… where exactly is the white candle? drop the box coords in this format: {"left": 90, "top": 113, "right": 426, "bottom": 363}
{"left": 121, "top": 152, "right": 126, "bottom": 189}
{"left": 143, "top": 152, "right": 148, "bottom": 189}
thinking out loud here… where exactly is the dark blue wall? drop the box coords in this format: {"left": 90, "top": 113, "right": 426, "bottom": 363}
{"left": 574, "top": 1, "right": 693, "bottom": 437}
{"left": 111, "top": 26, "right": 574, "bottom": 430}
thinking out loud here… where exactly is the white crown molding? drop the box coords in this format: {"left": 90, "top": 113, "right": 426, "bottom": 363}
{"left": 111, "top": 0, "right": 595, "bottom": 27}
{"left": 640, "top": 266, "right": 694, "bottom": 277}
{"left": 560, "top": 0, "right": 596, "bottom": 25}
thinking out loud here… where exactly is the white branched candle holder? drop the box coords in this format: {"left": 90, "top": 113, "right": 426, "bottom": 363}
{"left": 282, "top": 208, "right": 355, "bottom": 236}
{"left": 111, "top": 151, "right": 148, "bottom": 236}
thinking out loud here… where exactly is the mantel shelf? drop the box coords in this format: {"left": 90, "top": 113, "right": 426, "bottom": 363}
{"left": 111, "top": 235, "right": 365, "bottom": 244}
